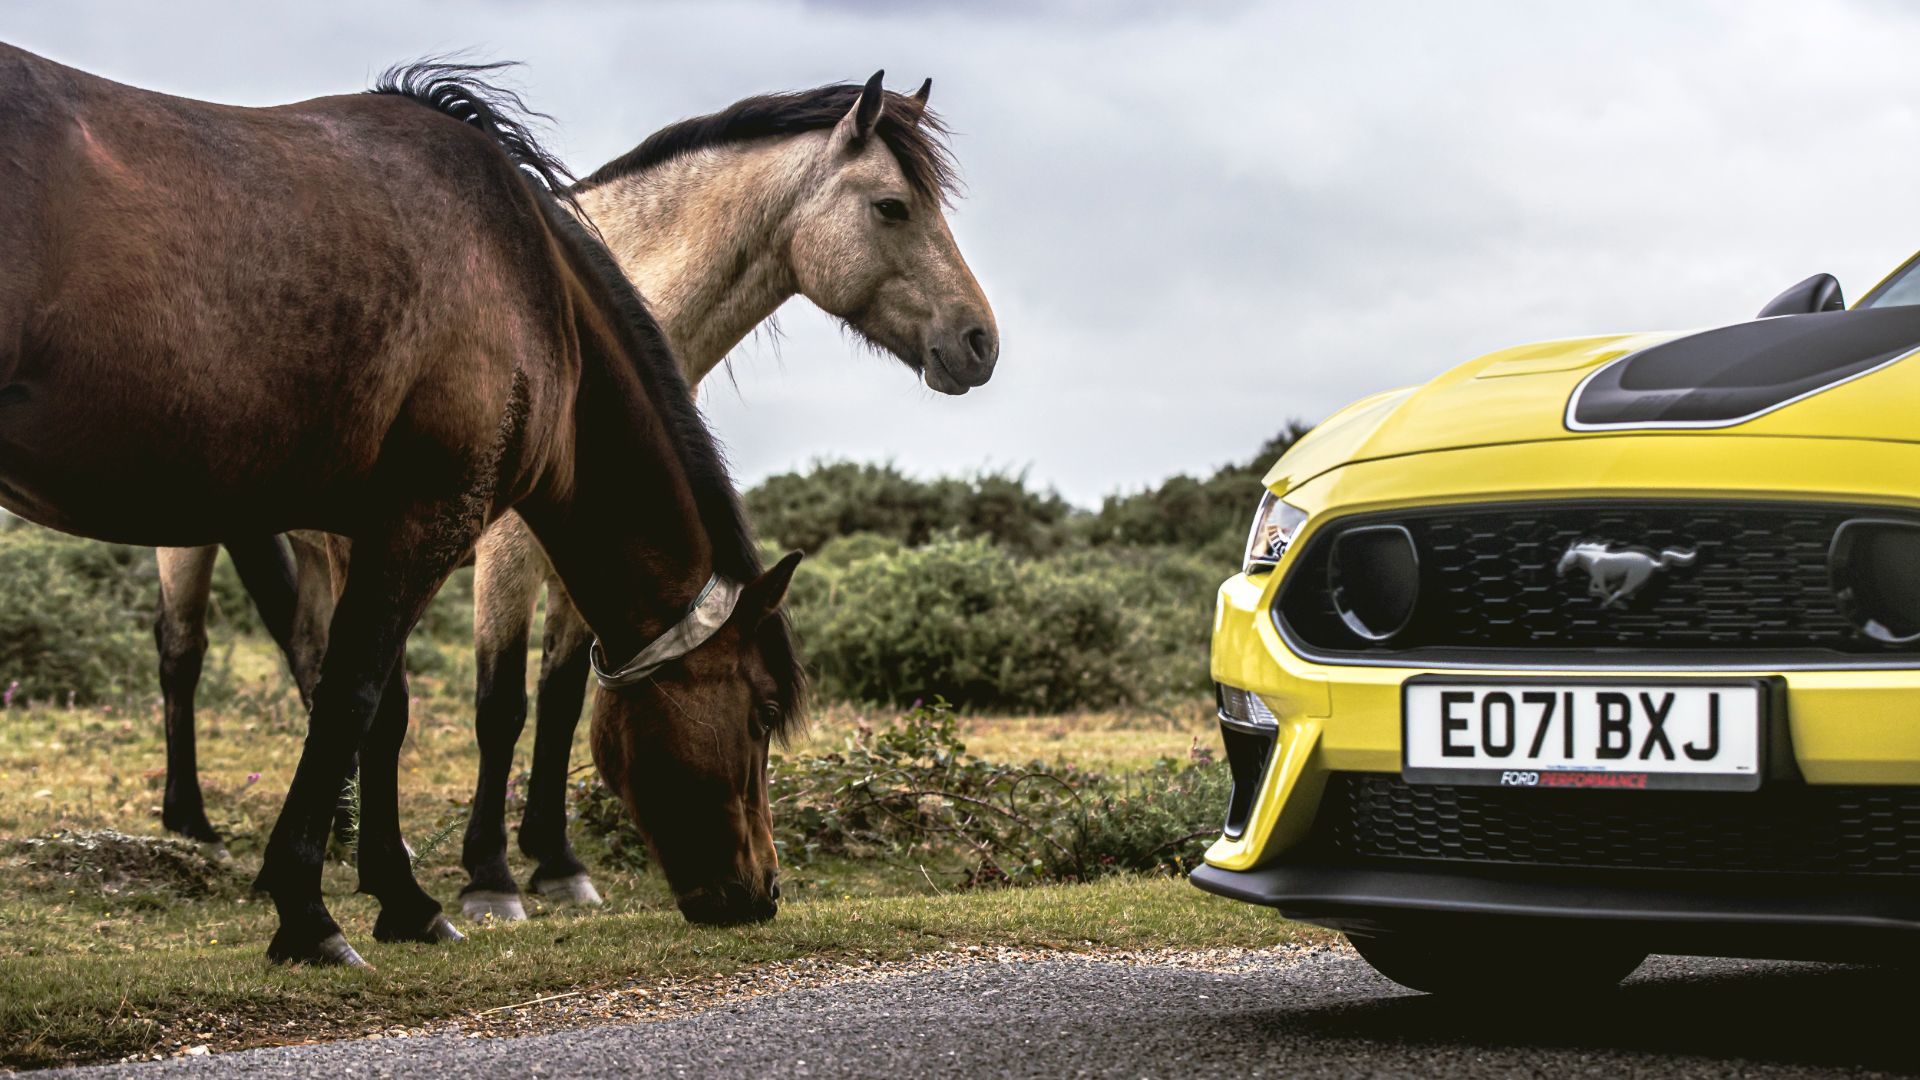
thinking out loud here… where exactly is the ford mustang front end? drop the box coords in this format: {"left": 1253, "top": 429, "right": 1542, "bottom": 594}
{"left": 1193, "top": 264, "right": 1920, "bottom": 994}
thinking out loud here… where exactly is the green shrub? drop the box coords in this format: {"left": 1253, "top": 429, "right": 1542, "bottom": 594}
{"left": 743, "top": 427, "right": 1308, "bottom": 564}
{"left": 748, "top": 461, "right": 1074, "bottom": 557}
{"left": 791, "top": 537, "right": 1143, "bottom": 712}
{"left": 1083, "top": 422, "right": 1310, "bottom": 560}
{"left": 786, "top": 535, "right": 1219, "bottom": 712}
{"left": 0, "top": 526, "right": 150, "bottom": 706}
{"left": 415, "top": 565, "right": 475, "bottom": 645}
{"left": 1041, "top": 545, "right": 1221, "bottom": 705}
{"left": 575, "top": 701, "right": 1228, "bottom": 886}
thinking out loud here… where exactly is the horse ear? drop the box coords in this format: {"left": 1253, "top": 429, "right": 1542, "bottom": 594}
{"left": 836, "top": 70, "right": 886, "bottom": 148}
{"left": 740, "top": 551, "right": 803, "bottom": 627}
{"left": 913, "top": 77, "right": 932, "bottom": 106}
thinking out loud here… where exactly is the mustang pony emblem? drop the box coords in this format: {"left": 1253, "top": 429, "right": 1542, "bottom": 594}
{"left": 1557, "top": 540, "right": 1697, "bottom": 608}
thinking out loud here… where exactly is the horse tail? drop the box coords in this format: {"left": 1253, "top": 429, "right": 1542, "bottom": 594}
{"left": 1659, "top": 547, "right": 1697, "bottom": 568}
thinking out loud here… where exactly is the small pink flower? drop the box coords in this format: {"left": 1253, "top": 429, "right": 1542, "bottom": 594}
{"left": 245, "top": 772, "right": 261, "bottom": 787}
{"left": 2, "top": 680, "right": 17, "bottom": 708}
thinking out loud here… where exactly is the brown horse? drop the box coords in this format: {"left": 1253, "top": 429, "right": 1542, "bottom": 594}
{"left": 0, "top": 46, "right": 802, "bottom": 965}
{"left": 144, "top": 76, "right": 996, "bottom": 921}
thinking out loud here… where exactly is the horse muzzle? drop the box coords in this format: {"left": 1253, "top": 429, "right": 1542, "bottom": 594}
{"left": 676, "top": 877, "right": 779, "bottom": 926}
{"left": 923, "top": 323, "right": 998, "bottom": 395}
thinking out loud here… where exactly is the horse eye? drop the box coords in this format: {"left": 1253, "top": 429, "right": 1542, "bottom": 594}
{"left": 752, "top": 702, "right": 781, "bottom": 739}
{"left": 874, "top": 198, "right": 910, "bottom": 222}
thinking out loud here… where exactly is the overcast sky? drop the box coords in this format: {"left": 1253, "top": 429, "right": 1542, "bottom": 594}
{"left": 8, "top": 1, "right": 1919, "bottom": 503}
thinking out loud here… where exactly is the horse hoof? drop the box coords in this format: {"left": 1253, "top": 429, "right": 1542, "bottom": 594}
{"left": 424, "top": 913, "right": 465, "bottom": 943}
{"left": 373, "top": 910, "right": 466, "bottom": 945}
{"left": 460, "top": 891, "right": 527, "bottom": 922}
{"left": 533, "top": 873, "right": 603, "bottom": 908}
{"left": 270, "top": 932, "right": 373, "bottom": 969}
{"left": 197, "top": 840, "right": 233, "bottom": 863}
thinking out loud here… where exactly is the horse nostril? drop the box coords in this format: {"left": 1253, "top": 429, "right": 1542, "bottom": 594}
{"left": 965, "top": 327, "right": 996, "bottom": 367}
{"left": 769, "top": 876, "right": 782, "bottom": 902}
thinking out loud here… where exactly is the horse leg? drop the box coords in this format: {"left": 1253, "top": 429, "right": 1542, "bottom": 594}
{"left": 257, "top": 529, "right": 464, "bottom": 966}
{"left": 299, "top": 531, "right": 362, "bottom": 850}
{"left": 357, "top": 661, "right": 458, "bottom": 945}
{"left": 154, "top": 545, "right": 224, "bottom": 855}
{"left": 458, "top": 517, "right": 540, "bottom": 922}
{"left": 284, "top": 531, "right": 337, "bottom": 704}
{"left": 223, "top": 534, "right": 300, "bottom": 673}
{"left": 522, "top": 574, "right": 599, "bottom": 907}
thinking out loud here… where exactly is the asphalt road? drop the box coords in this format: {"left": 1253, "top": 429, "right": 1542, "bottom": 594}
{"left": 54, "top": 950, "right": 1918, "bottom": 1078}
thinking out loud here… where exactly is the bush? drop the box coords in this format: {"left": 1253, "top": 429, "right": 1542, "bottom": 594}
{"left": 791, "top": 537, "right": 1145, "bottom": 712}
{"left": 575, "top": 701, "right": 1228, "bottom": 886}
{"left": 748, "top": 461, "right": 1074, "bottom": 557}
{"left": 0, "top": 526, "right": 151, "bottom": 706}
{"left": 415, "top": 565, "right": 475, "bottom": 645}
{"left": 1083, "top": 422, "right": 1311, "bottom": 561}
{"left": 743, "top": 427, "right": 1308, "bottom": 565}
{"left": 786, "top": 535, "right": 1220, "bottom": 712}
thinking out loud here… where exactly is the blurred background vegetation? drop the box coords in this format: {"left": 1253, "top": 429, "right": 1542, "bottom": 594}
{"left": 0, "top": 424, "right": 1304, "bottom": 713}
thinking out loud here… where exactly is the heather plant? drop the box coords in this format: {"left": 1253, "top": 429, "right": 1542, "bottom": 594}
{"left": 785, "top": 536, "right": 1217, "bottom": 711}
{"left": 747, "top": 461, "right": 1074, "bottom": 557}
{"left": 577, "top": 701, "right": 1229, "bottom": 886}
{"left": 0, "top": 527, "right": 149, "bottom": 706}
{"left": 789, "top": 538, "right": 1141, "bottom": 711}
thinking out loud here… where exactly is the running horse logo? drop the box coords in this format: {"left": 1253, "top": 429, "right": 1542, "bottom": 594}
{"left": 1557, "top": 540, "right": 1697, "bottom": 608}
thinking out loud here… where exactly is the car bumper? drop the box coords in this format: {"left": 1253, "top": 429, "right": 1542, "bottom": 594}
{"left": 1200, "top": 440, "right": 1920, "bottom": 954}
{"left": 1190, "top": 861, "right": 1920, "bottom": 962}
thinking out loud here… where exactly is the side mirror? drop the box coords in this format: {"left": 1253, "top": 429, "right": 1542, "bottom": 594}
{"left": 1757, "top": 273, "right": 1845, "bottom": 318}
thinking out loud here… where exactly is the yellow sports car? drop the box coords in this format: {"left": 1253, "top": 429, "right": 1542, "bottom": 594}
{"left": 1194, "top": 258, "right": 1920, "bottom": 994}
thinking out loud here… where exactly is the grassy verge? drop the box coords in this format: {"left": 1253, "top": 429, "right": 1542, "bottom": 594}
{"left": 0, "top": 876, "right": 1312, "bottom": 1068}
{"left": 0, "top": 635, "right": 1253, "bottom": 1068}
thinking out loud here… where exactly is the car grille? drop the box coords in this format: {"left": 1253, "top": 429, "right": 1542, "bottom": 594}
{"left": 1275, "top": 501, "right": 1917, "bottom": 659}
{"left": 1316, "top": 773, "right": 1920, "bottom": 877}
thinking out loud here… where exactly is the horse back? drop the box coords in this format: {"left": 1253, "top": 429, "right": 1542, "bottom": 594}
{"left": 0, "top": 43, "right": 575, "bottom": 543}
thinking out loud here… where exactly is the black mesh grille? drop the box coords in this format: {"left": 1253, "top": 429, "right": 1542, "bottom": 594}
{"left": 1276, "top": 501, "right": 1914, "bottom": 658}
{"left": 1316, "top": 773, "right": 1920, "bottom": 876}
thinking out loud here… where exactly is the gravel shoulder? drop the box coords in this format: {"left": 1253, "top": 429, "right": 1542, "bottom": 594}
{"left": 51, "top": 947, "right": 1918, "bottom": 1078}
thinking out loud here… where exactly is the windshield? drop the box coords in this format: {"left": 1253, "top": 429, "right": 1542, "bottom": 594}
{"left": 1857, "top": 253, "right": 1920, "bottom": 309}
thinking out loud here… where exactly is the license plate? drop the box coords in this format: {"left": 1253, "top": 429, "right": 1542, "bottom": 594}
{"left": 1402, "top": 677, "right": 1770, "bottom": 791}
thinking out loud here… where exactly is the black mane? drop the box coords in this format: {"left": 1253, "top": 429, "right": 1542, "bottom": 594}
{"left": 370, "top": 60, "right": 806, "bottom": 730}
{"left": 575, "top": 82, "right": 958, "bottom": 203}
{"left": 372, "top": 60, "right": 584, "bottom": 218}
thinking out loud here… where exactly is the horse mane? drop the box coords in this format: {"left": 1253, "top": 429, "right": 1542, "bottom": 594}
{"left": 369, "top": 60, "right": 806, "bottom": 731}
{"left": 371, "top": 60, "right": 584, "bottom": 218}
{"left": 574, "top": 82, "right": 958, "bottom": 203}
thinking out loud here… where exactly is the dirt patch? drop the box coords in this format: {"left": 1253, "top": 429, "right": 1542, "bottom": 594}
{"left": 7, "top": 829, "right": 234, "bottom": 899}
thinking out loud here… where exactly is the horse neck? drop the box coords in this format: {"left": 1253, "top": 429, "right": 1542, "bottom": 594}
{"left": 574, "top": 139, "right": 812, "bottom": 383}
{"left": 525, "top": 332, "right": 717, "bottom": 663}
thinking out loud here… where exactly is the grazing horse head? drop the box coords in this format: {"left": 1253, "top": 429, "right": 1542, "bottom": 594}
{"left": 534, "top": 222, "right": 813, "bottom": 924}
{"left": 573, "top": 71, "right": 997, "bottom": 394}
{"left": 588, "top": 552, "right": 808, "bottom": 926}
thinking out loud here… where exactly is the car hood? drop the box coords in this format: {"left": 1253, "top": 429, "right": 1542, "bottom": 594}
{"left": 1266, "top": 309, "right": 1920, "bottom": 496}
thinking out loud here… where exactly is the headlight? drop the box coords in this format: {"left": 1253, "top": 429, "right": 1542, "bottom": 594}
{"left": 1244, "top": 492, "right": 1307, "bottom": 574}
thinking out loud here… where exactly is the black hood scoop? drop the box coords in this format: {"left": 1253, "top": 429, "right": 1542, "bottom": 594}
{"left": 1567, "top": 306, "right": 1920, "bottom": 429}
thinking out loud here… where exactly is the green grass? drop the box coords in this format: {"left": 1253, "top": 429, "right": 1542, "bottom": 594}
{"left": 0, "top": 634, "right": 1259, "bottom": 1068}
